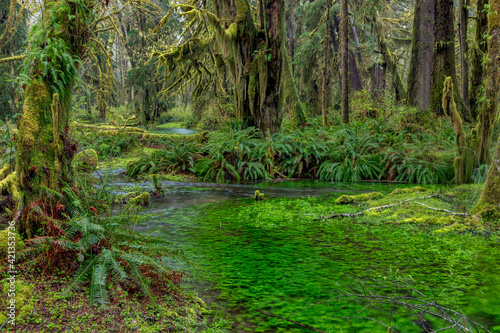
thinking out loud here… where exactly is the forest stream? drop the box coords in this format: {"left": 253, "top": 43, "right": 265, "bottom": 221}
{"left": 99, "top": 169, "right": 500, "bottom": 333}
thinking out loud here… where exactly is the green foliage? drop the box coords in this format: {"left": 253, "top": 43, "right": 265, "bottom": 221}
{"left": 126, "top": 116, "right": 458, "bottom": 184}
{"left": 22, "top": 176, "right": 188, "bottom": 309}
{"left": 0, "top": 0, "right": 28, "bottom": 119}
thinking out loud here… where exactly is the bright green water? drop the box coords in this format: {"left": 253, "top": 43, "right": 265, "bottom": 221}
{"left": 131, "top": 180, "right": 500, "bottom": 332}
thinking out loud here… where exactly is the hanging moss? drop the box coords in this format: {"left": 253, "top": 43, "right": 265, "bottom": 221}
{"left": 73, "top": 149, "right": 98, "bottom": 172}
{"left": 0, "top": 172, "right": 18, "bottom": 202}
{"left": 442, "top": 77, "right": 474, "bottom": 184}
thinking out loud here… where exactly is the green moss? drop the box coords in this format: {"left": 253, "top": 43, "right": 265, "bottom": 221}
{"left": 0, "top": 280, "right": 35, "bottom": 322}
{"left": 335, "top": 192, "right": 384, "bottom": 204}
{"left": 254, "top": 190, "right": 264, "bottom": 200}
{"left": 0, "top": 229, "right": 25, "bottom": 258}
{"left": 73, "top": 149, "right": 98, "bottom": 172}
{"left": 389, "top": 187, "right": 426, "bottom": 195}
{"left": 128, "top": 192, "right": 150, "bottom": 206}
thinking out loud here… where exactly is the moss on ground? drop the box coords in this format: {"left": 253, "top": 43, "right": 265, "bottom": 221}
{"left": 0, "top": 229, "right": 25, "bottom": 258}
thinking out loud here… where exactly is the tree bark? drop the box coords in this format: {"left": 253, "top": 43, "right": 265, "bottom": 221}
{"left": 445, "top": 0, "right": 500, "bottom": 184}
{"left": 340, "top": 0, "right": 349, "bottom": 124}
{"left": 430, "top": 0, "right": 471, "bottom": 120}
{"left": 373, "top": 13, "right": 406, "bottom": 103}
{"left": 458, "top": 0, "right": 470, "bottom": 110}
{"left": 322, "top": 0, "right": 330, "bottom": 126}
{"left": 475, "top": 0, "right": 500, "bottom": 165}
{"left": 470, "top": 0, "right": 489, "bottom": 118}
{"left": 472, "top": 134, "right": 500, "bottom": 220}
{"left": 333, "top": 11, "right": 362, "bottom": 94}
{"left": 407, "top": 0, "right": 435, "bottom": 110}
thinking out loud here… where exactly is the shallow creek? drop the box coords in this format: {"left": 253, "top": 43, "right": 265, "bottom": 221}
{"left": 100, "top": 169, "right": 500, "bottom": 332}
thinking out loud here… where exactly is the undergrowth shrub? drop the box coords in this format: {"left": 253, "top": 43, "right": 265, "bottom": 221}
{"left": 126, "top": 116, "right": 458, "bottom": 184}
{"left": 17, "top": 175, "right": 188, "bottom": 308}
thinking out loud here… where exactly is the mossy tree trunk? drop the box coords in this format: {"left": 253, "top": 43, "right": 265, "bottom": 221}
{"left": 430, "top": 0, "right": 471, "bottom": 120}
{"left": 445, "top": 0, "right": 500, "bottom": 183}
{"left": 458, "top": 0, "right": 470, "bottom": 110}
{"left": 333, "top": 11, "right": 363, "bottom": 94}
{"left": 212, "top": 0, "right": 306, "bottom": 133}
{"left": 472, "top": 133, "right": 500, "bottom": 220}
{"left": 407, "top": 0, "right": 434, "bottom": 110}
{"left": 475, "top": 0, "right": 500, "bottom": 165}
{"left": 15, "top": 0, "right": 92, "bottom": 236}
{"left": 470, "top": 0, "right": 489, "bottom": 118}
{"left": 373, "top": 12, "right": 406, "bottom": 104}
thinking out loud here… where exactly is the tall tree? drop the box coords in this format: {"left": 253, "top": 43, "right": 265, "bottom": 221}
{"left": 15, "top": 0, "right": 94, "bottom": 235}
{"left": 321, "top": 0, "right": 330, "bottom": 126}
{"left": 470, "top": 0, "right": 489, "bottom": 118}
{"left": 458, "top": 0, "right": 470, "bottom": 110}
{"left": 443, "top": 0, "right": 500, "bottom": 184}
{"left": 341, "top": 0, "right": 349, "bottom": 124}
{"left": 471, "top": 0, "right": 500, "bottom": 216}
{"left": 429, "top": 0, "right": 471, "bottom": 120}
{"left": 0, "top": 0, "right": 27, "bottom": 119}
{"left": 152, "top": 0, "right": 307, "bottom": 133}
{"left": 407, "top": 0, "right": 434, "bottom": 110}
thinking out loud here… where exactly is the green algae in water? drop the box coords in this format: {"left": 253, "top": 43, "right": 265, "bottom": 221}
{"left": 140, "top": 186, "right": 500, "bottom": 332}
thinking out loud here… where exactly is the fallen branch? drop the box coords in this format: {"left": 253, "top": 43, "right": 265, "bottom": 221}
{"left": 317, "top": 192, "right": 441, "bottom": 220}
{"left": 413, "top": 201, "right": 470, "bottom": 217}
{"left": 255, "top": 309, "right": 327, "bottom": 333}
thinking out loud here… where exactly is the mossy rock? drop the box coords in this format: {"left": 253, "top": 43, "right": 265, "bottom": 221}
{"left": 0, "top": 229, "right": 25, "bottom": 259}
{"left": 0, "top": 280, "right": 35, "bottom": 323}
{"left": 73, "top": 149, "right": 98, "bottom": 172}
{"left": 128, "top": 192, "right": 150, "bottom": 206}
{"left": 335, "top": 192, "right": 384, "bottom": 204}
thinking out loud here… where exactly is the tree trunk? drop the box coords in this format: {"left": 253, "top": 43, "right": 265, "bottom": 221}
{"left": 15, "top": 0, "right": 91, "bottom": 236}
{"left": 430, "top": 0, "right": 471, "bottom": 120}
{"left": 286, "top": 0, "right": 296, "bottom": 72}
{"left": 475, "top": 0, "right": 500, "bottom": 165}
{"left": 472, "top": 134, "right": 500, "bottom": 220}
{"left": 322, "top": 0, "right": 330, "bottom": 127}
{"left": 340, "top": 0, "right": 349, "bottom": 124}
{"left": 370, "top": 63, "right": 386, "bottom": 105}
{"left": 458, "top": 0, "right": 470, "bottom": 110}
{"left": 333, "top": 11, "right": 363, "bottom": 94}
{"left": 407, "top": 0, "right": 434, "bottom": 110}
{"left": 373, "top": 13, "right": 406, "bottom": 104}
{"left": 470, "top": 0, "right": 489, "bottom": 118}
{"left": 445, "top": 0, "right": 500, "bottom": 184}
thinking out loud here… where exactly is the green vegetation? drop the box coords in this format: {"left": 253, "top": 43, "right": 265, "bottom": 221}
{"left": 126, "top": 115, "right": 457, "bottom": 184}
{"left": 2, "top": 0, "right": 500, "bottom": 331}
